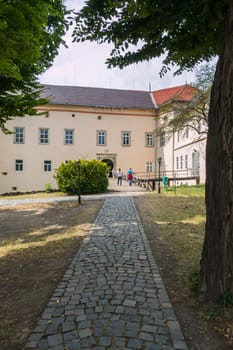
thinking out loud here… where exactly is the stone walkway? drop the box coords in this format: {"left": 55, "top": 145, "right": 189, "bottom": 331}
{"left": 24, "top": 195, "right": 188, "bottom": 350}
{"left": 0, "top": 179, "right": 146, "bottom": 207}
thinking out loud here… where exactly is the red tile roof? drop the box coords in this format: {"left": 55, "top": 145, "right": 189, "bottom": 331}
{"left": 152, "top": 84, "right": 197, "bottom": 106}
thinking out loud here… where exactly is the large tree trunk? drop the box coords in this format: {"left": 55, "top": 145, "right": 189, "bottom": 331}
{"left": 198, "top": 3, "right": 233, "bottom": 303}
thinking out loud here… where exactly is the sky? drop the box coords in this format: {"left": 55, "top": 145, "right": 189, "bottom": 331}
{"left": 39, "top": 0, "right": 196, "bottom": 92}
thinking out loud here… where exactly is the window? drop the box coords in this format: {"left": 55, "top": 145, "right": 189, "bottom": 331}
{"left": 44, "top": 160, "right": 52, "bottom": 172}
{"left": 64, "top": 129, "right": 74, "bottom": 145}
{"left": 177, "top": 130, "right": 180, "bottom": 142}
{"left": 15, "top": 159, "right": 23, "bottom": 171}
{"left": 145, "top": 132, "right": 154, "bottom": 147}
{"left": 176, "top": 156, "right": 179, "bottom": 169}
{"left": 185, "top": 154, "right": 188, "bottom": 168}
{"left": 121, "top": 131, "right": 131, "bottom": 146}
{"left": 159, "top": 133, "right": 165, "bottom": 147}
{"left": 14, "top": 127, "right": 24, "bottom": 144}
{"left": 146, "top": 162, "right": 153, "bottom": 173}
{"left": 97, "top": 130, "right": 106, "bottom": 146}
{"left": 185, "top": 126, "right": 189, "bottom": 138}
{"left": 180, "top": 155, "right": 183, "bottom": 169}
{"left": 39, "top": 128, "right": 49, "bottom": 144}
{"left": 196, "top": 120, "right": 201, "bottom": 133}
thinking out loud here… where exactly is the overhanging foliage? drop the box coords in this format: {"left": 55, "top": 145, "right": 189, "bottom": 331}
{"left": 0, "top": 0, "right": 69, "bottom": 132}
{"left": 73, "top": 0, "right": 227, "bottom": 74}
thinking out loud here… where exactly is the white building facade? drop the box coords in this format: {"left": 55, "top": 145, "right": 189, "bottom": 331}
{"left": 0, "top": 84, "right": 207, "bottom": 194}
{"left": 153, "top": 85, "right": 207, "bottom": 186}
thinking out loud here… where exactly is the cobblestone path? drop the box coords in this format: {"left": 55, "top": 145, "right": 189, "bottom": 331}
{"left": 24, "top": 196, "right": 188, "bottom": 350}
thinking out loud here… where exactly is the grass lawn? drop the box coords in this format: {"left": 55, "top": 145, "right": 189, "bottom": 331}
{"left": 134, "top": 184, "right": 233, "bottom": 349}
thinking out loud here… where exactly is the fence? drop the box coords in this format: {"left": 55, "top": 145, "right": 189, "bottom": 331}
{"left": 133, "top": 169, "right": 200, "bottom": 191}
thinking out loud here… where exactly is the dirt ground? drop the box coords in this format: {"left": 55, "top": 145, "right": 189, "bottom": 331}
{"left": 0, "top": 200, "right": 103, "bottom": 350}
{"left": 0, "top": 196, "right": 232, "bottom": 350}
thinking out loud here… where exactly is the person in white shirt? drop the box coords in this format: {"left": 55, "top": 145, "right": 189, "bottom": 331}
{"left": 117, "top": 168, "right": 123, "bottom": 185}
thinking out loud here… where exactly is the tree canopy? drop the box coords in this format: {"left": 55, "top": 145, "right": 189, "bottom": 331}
{"left": 73, "top": 0, "right": 228, "bottom": 74}
{"left": 0, "top": 0, "right": 69, "bottom": 132}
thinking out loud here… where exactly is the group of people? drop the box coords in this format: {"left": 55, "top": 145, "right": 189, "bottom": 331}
{"left": 113, "top": 167, "right": 133, "bottom": 186}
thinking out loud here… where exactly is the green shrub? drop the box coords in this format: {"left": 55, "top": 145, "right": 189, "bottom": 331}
{"left": 54, "top": 159, "right": 109, "bottom": 195}
{"left": 44, "top": 183, "right": 52, "bottom": 193}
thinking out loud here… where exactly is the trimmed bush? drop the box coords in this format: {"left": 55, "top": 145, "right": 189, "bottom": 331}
{"left": 55, "top": 159, "right": 109, "bottom": 195}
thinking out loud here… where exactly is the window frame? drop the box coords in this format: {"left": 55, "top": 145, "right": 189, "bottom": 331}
{"left": 159, "top": 133, "right": 165, "bottom": 147}
{"left": 146, "top": 161, "right": 153, "bottom": 173}
{"left": 185, "top": 154, "right": 188, "bottom": 169}
{"left": 145, "top": 132, "right": 154, "bottom": 147}
{"left": 180, "top": 155, "right": 183, "bottom": 169}
{"left": 39, "top": 128, "right": 49, "bottom": 144}
{"left": 121, "top": 131, "right": 131, "bottom": 146}
{"left": 97, "top": 130, "right": 107, "bottom": 146}
{"left": 64, "top": 129, "right": 74, "bottom": 145}
{"left": 14, "top": 127, "right": 25, "bottom": 144}
{"left": 44, "top": 160, "right": 52, "bottom": 172}
{"left": 176, "top": 156, "right": 179, "bottom": 170}
{"left": 15, "top": 159, "right": 23, "bottom": 172}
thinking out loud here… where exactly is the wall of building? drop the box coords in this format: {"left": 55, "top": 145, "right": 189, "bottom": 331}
{"left": 0, "top": 104, "right": 156, "bottom": 193}
{"left": 156, "top": 111, "right": 207, "bottom": 185}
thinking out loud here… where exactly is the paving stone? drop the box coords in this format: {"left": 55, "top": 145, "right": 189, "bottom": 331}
{"left": 47, "top": 334, "right": 62, "bottom": 347}
{"left": 81, "top": 335, "right": 97, "bottom": 347}
{"left": 173, "top": 339, "right": 189, "bottom": 350}
{"left": 62, "top": 321, "right": 75, "bottom": 333}
{"left": 141, "top": 324, "right": 157, "bottom": 333}
{"left": 45, "top": 324, "right": 58, "bottom": 336}
{"left": 127, "top": 337, "right": 143, "bottom": 348}
{"left": 124, "top": 329, "right": 139, "bottom": 338}
{"left": 76, "top": 314, "right": 87, "bottom": 322}
{"left": 146, "top": 343, "right": 163, "bottom": 350}
{"left": 99, "top": 336, "right": 112, "bottom": 346}
{"left": 79, "top": 327, "right": 92, "bottom": 339}
{"left": 139, "top": 331, "right": 154, "bottom": 342}
{"left": 123, "top": 299, "right": 137, "bottom": 307}
{"left": 63, "top": 330, "right": 78, "bottom": 342}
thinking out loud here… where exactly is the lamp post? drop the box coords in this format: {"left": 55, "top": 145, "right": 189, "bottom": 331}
{"left": 77, "top": 159, "right": 81, "bottom": 204}
{"left": 158, "top": 157, "right": 162, "bottom": 194}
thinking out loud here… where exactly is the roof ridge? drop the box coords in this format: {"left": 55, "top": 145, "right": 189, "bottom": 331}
{"left": 42, "top": 84, "right": 149, "bottom": 94}
{"left": 152, "top": 84, "right": 190, "bottom": 93}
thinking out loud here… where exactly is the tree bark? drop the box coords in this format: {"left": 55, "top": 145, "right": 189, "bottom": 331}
{"left": 198, "top": 3, "right": 233, "bottom": 302}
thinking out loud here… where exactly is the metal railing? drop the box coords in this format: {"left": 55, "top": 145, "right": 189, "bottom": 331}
{"left": 133, "top": 169, "right": 200, "bottom": 191}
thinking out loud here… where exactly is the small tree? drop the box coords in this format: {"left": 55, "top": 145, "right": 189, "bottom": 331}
{"left": 55, "top": 159, "right": 109, "bottom": 195}
{"left": 156, "top": 88, "right": 209, "bottom": 141}
{"left": 194, "top": 63, "right": 216, "bottom": 91}
{"left": 157, "top": 63, "right": 216, "bottom": 139}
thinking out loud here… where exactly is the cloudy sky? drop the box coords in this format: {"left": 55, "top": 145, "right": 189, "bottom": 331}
{"left": 39, "top": 0, "right": 196, "bottom": 91}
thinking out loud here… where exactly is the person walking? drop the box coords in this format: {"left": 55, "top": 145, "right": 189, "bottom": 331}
{"left": 127, "top": 167, "right": 133, "bottom": 186}
{"left": 117, "top": 168, "right": 123, "bottom": 185}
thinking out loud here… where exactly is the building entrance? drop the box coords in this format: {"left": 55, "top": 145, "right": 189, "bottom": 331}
{"left": 97, "top": 153, "right": 116, "bottom": 177}
{"left": 102, "top": 159, "right": 114, "bottom": 177}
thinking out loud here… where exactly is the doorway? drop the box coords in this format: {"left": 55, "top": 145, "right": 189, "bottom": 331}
{"left": 102, "top": 159, "right": 114, "bottom": 177}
